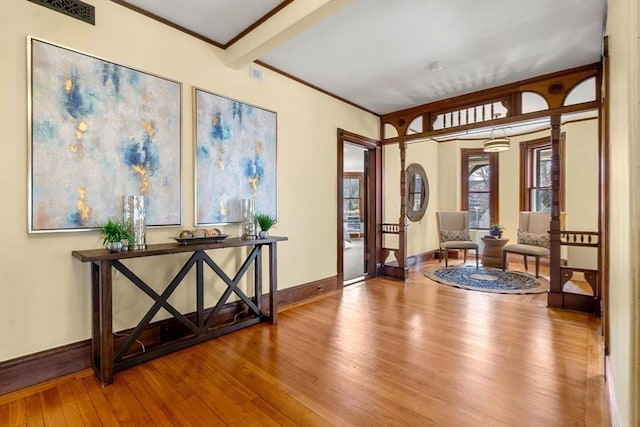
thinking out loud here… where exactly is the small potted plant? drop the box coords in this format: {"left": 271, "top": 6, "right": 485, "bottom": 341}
{"left": 489, "top": 223, "right": 504, "bottom": 238}
{"left": 255, "top": 213, "right": 277, "bottom": 239}
{"left": 98, "top": 219, "right": 134, "bottom": 252}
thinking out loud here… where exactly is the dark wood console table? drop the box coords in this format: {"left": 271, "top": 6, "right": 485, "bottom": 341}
{"left": 72, "top": 236, "right": 287, "bottom": 385}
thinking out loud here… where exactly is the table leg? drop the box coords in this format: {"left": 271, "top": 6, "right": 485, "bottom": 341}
{"left": 92, "top": 260, "right": 113, "bottom": 385}
{"left": 268, "top": 242, "right": 278, "bottom": 324}
{"left": 255, "top": 246, "right": 262, "bottom": 314}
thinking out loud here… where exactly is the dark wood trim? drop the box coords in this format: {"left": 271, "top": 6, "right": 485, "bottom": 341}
{"left": 378, "top": 264, "right": 407, "bottom": 280}
{"left": 0, "top": 341, "right": 91, "bottom": 396}
{"left": 257, "top": 61, "right": 379, "bottom": 116}
{"left": 344, "top": 171, "right": 365, "bottom": 228}
{"left": 110, "top": 0, "right": 224, "bottom": 48}
{"left": 601, "top": 35, "right": 610, "bottom": 355}
{"left": 224, "top": 1, "right": 295, "bottom": 48}
{"left": 337, "top": 129, "right": 382, "bottom": 283}
{"left": 275, "top": 277, "right": 340, "bottom": 308}
{"left": 0, "top": 300, "right": 244, "bottom": 395}
{"left": 110, "top": 0, "right": 294, "bottom": 50}
{"left": 0, "top": 274, "right": 342, "bottom": 396}
{"left": 381, "top": 63, "right": 601, "bottom": 142}
{"left": 384, "top": 250, "right": 438, "bottom": 268}
{"left": 398, "top": 140, "right": 408, "bottom": 275}
{"left": 432, "top": 116, "right": 597, "bottom": 144}
{"left": 383, "top": 101, "right": 600, "bottom": 145}
{"left": 518, "top": 135, "right": 566, "bottom": 212}
{"left": 110, "top": 0, "right": 378, "bottom": 116}
{"left": 460, "top": 148, "right": 499, "bottom": 226}
{"left": 383, "top": 63, "right": 599, "bottom": 121}
{"left": 547, "top": 114, "right": 564, "bottom": 308}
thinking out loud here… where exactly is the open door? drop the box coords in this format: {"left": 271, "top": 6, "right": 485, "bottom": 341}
{"left": 337, "top": 129, "right": 380, "bottom": 285}
{"left": 343, "top": 146, "right": 367, "bottom": 282}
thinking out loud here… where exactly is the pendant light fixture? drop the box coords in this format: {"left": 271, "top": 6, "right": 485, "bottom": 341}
{"left": 483, "top": 128, "right": 511, "bottom": 152}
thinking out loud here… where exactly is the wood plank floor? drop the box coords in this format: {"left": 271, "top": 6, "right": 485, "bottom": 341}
{"left": 0, "top": 259, "right": 610, "bottom": 426}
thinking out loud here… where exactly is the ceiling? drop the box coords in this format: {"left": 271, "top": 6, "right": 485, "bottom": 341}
{"left": 119, "top": 0, "right": 606, "bottom": 116}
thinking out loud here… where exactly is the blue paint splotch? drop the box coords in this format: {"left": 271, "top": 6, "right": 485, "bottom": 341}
{"left": 101, "top": 63, "right": 121, "bottom": 95}
{"left": 32, "top": 121, "right": 58, "bottom": 141}
{"left": 127, "top": 69, "right": 140, "bottom": 87}
{"left": 123, "top": 132, "right": 159, "bottom": 174}
{"left": 68, "top": 210, "right": 85, "bottom": 227}
{"left": 197, "top": 144, "right": 210, "bottom": 159}
{"left": 231, "top": 102, "right": 254, "bottom": 123}
{"left": 231, "top": 102, "right": 243, "bottom": 122}
{"left": 210, "top": 110, "right": 232, "bottom": 142}
{"left": 64, "top": 68, "right": 84, "bottom": 119}
{"left": 243, "top": 155, "right": 264, "bottom": 183}
{"left": 62, "top": 68, "right": 95, "bottom": 119}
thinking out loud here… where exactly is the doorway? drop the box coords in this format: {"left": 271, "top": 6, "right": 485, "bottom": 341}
{"left": 337, "top": 129, "right": 380, "bottom": 285}
{"left": 343, "top": 145, "right": 367, "bottom": 282}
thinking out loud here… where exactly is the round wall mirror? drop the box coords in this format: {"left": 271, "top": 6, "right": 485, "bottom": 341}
{"left": 406, "top": 163, "right": 429, "bottom": 222}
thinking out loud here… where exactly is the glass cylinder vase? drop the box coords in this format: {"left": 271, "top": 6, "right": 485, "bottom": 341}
{"left": 241, "top": 198, "right": 256, "bottom": 240}
{"left": 123, "top": 195, "right": 146, "bottom": 250}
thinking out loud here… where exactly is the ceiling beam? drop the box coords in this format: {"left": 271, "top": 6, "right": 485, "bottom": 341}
{"left": 224, "top": 0, "right": 353, "bottom": 69}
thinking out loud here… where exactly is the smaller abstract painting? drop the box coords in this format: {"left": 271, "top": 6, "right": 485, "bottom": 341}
{"left": 194, "top": 88, "right": 277, "bottom": 225}
{"left": 28, "top": 37, "right": 182, "bottom": 232}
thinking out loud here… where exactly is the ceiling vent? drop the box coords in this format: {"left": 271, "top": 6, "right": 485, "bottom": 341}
{"left": 28, "top": 0, "right": 95, "bottom": 25}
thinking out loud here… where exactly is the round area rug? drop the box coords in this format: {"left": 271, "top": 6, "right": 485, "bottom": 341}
{"left": 424, "top": 265, "right": 549, "bottom": 294}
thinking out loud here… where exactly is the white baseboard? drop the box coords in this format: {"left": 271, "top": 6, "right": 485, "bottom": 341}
{"left": 605, "top": 355, "right": 621, "bottom": 427}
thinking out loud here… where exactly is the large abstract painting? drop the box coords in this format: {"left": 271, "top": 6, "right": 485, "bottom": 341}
{"left": 194, "top": 88, "right": 277, "bottom": 225}
{"left": 29, "top": 37, "right": 182, "bottom": 232}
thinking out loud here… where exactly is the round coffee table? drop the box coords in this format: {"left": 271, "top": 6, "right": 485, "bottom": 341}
{"left": 481, "top": 237, "right": 509, "bottom": 268}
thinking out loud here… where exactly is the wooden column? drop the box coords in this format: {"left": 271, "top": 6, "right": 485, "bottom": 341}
{"left": 398, "top": 140, "right": 409, "bottom": 280}
{"left": 548, "top": 114, "right": 563, "bottom": 307}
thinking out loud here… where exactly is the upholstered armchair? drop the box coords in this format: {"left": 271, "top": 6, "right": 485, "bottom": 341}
{"left": 501, "top": 211, "right": 550, "bottom": 278}
{"left": 436, "top": 211, "right": 479, "bottom": 268}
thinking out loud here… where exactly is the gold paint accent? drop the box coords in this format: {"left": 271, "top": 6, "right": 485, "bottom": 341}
{"left": 75, "top": 122, "right": 88, "bottom": 140}
{"left": 217, "top": 145, "right": 224, "bottom": 169}
{"left": 65, "top": 79, "right": 73, "bottom": 92}
{"left": 144, "top": 121, "right": 155, "bottom": 137}
{"left": 69, "top": 144, "right": 78, "bottom": 153}
{"left": 248, "top": 177, "right": 258, "bottom": 193}
{"left": 255, "top": 142, "right": 262, "bottom": 155}
{"left": 132, "top": 165, "right": 149, "bottom": 194}
{"left": 211, "top": 115, "right": 218, "bottom": 126}
{"left": 77, "top": 188, "right": 90, "bottom": 222}
{"left": 219, "top": 199, "right": 226, "bottom": 216}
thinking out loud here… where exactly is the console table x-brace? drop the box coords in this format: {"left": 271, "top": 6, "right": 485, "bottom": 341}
{"left": 72, "top": 236, "right": 287, "bottom": 385}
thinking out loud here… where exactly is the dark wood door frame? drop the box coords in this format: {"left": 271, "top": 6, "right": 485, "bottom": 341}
{"left": 337, "top": 129, "right": 381, "bottom": 282}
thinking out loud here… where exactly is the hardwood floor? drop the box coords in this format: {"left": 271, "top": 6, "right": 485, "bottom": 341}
{"left": 0, "top": 259, "right": 610, "bottom": 426}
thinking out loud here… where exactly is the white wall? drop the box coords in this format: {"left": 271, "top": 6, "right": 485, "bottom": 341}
{"left": 0, "top": 0, "right": 379, "bottom": 361}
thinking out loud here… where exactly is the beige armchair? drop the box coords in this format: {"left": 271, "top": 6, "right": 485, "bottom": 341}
{"left": 502, "top": 211, "right": 550, "bottom": 278}
{"left": 436, "top": 211, "right": 479, "bottom": 268}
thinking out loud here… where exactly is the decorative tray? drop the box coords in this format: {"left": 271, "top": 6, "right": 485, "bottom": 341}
{"left": 173, "top": 235, "right": 230, "bottom": 245}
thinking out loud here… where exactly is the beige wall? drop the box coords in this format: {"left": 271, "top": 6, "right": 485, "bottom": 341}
{"left": 405, "top": 140, "right": 439, "bottom": 256}
{"left": 383, "top": 144, "right": 400, "bottom": 258}
{"left": 606, "top": 0, "right": 639, "bottom": 425}
{"left": 564, "top": 119, "right": 599, "bottom": 269}
{"left": 0, "top": 0, "right": 379, "bottom": 361}
{"left": 397, "top": 119, "right": 598, "bottom": 259}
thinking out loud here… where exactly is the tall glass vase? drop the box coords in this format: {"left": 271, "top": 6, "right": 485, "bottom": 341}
{"left": 123, "top": 195, "right": 146, "bottom": 250}
{"left": 241, "top": 197, "right": 256, "bottom": 240}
